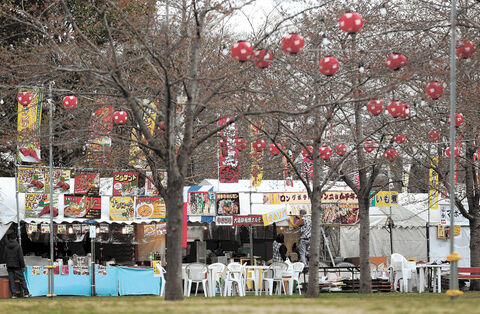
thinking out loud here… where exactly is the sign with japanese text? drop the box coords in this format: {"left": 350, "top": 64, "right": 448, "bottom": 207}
{"left": 216, "top": 193, "right": 239, "bottom": 215}
{"left": 322, "top": 203, "right": 359, "bottom": 225}
{"left": 429, "top": 157, "right": 439, "bottom": 209}
{"left": 264, "top": 192, "right": 310, "bottom": 204}
{"left": 25, "top": 193, "right": 59, "bottom": 218}
{"left": 129, "top": 100, "right": 157, "bottom": 168}
{"left": 232, "top": 215, "right": 263, "bottom": 226}
{"left": 136, "top": 197, "right": 166, "bottom": 219}
{"left": 64, "top": 195, "right": 101, "bottom": 219}
{"left": 86, "top": 105, "right": 114, "bottom": 165}
{"left": 215, "top": 216, "right": 233, "bottom": 226}
{"left": 187, "top": 192, "right": 216, "bottom": 215}
{"left": 144, "top": 224, "right": 156, "bottom": 237}
{"left": 109, "top": 196, "right": 135, "bottom": 221}
{"left": 372, "top": 191, "right": 398, "bottom": 207}
{"left": 17, "top": 88, "right": 43, "bottom": 163}
{"left": 45, "top": 169, "right": 71, "bottom": 193}
{"left": 145, "top": 171, "right": 167, "bottom": 196}
{"left": 17, "top": 167, "right": 45, "bottom": 193}
{"left": 287, "top": 204, "right": 311, "bottom": 216}
{"left": 74, "top": 173, "right": 100, "bottom": 195}
{"left": 218, "top": 117, "right": 239, "bottom": 183}
{"left": 440, "top": 204, "right": 469, "bottom": 226}
{"left": 262, "top": 208, "right": 288, "bottom": 226}
{"left": 113, "top": 171, "right": 139, "bottom": 196}
{"left": 250, "top": 123, "right": 263, "bottom": 187}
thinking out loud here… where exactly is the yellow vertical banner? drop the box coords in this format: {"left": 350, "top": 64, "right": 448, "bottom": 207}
{"left": 17, "top": 88, "right": 43, "bottom": 163}
{"left": 250, "top": 124, "right": 263, "bottom": 187}
{"left": 129, "top": 100, "right": 157, "bottom": 168}
{"left": 429, "top": 157, "right": 439, "bottom": 209}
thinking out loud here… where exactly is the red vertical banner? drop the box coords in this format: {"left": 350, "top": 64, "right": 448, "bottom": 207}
{"left": 17, "top": 88, "right": 43, "bottom": 163}
{"left": 86, "top": 105, "right": 114, "bottom": 165}
{"left": 302, "top": 157, "right": 313, "bottom": 181}
{"left": 182, "top": 202, "right": 187, "bottom": 248}
{"left": 218, "top": 117, "right": 239, "bottom": 183}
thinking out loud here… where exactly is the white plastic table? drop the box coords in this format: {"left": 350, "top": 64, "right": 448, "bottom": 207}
{"left": 416, "top": 264, "right": 445, "bottom": 293}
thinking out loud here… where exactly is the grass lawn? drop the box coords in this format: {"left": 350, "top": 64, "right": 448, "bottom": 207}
{"left": 1, "top": 293, "right": 480, "bottom": 314}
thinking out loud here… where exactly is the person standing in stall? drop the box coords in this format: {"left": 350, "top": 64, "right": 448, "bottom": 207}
{"left": 272, "top": 233, "right": 287, "bottom": 263}
{"left": 4, "top": 233, "right": 31, "bottom": 298}
{"left": 294, "top": 209, "right": 311, "bottom": 266}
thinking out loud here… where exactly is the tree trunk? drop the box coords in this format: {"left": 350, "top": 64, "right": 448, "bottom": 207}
{"left": 470, "top": 216, "right": 480, "bottom": 290}
{"left": 164, "top": 177, "right": 185, "bottom": 300}
{"left": 307, "top": 188, "right": 321, "bottom": 297}
{"left": 358, "top": 195, "right": 371, "bottom": 293}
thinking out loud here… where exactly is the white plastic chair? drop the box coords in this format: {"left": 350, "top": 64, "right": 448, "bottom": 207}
{"left": 182, "top": 264, "right": 189, "bottom": 296}
{"left": 243, "top": 264, "right": 260, "bottom": 295}
{"left": 370, "top": 262, "right": 378, "bottom": 279}
{"left": 223, "top": 262, "right": 245, "bottom": 296}
{"left": 261, "top": 262, "right": 288, "bottom": 295}
{"left": 185, "top": 263, "right": 208, "bottom": 297}
{"left": 283, "top": 262, "right": 305, "bottom": 295}
{"left": 390, "top": 253, "right": 417, "bottom": 292}
{"left": 208, "top": 263, "right": 226, "bottom": 296}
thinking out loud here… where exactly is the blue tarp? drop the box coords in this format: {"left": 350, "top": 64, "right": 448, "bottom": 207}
{"left": 25, "top": 266, "right": 161, "bottom": 297}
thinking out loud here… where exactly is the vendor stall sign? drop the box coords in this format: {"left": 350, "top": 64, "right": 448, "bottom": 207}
{"left": 287, "top": 204, "right": 311, "bottom": 216}
{"left": 156, "top": 223, "right": 166, "bottom": 235}
{"left": 27, "top": 223, "right": 38, "bottom": 234}
{"left": 322, "top": 191, "right": 358, "bottom": 204}
{"left": 216, "top": 193, "right": 239, "bottom": 215}
{"left": 264, "top": 192, "right": 310, "bottom": 205}
{"left": 25, "top": 193, "right": 59, "bottom": 218}
{"left": 145, "top": 171, "right": 167, "bottom": 196}
{"left": 99, "top": 224, "right": 109, "bottom": 233}
{"left": 98, "top": 265, "right": 107, "bottom": 275}
{"left": 187, "top": 191, "right": 216, "bottom": 215}
{"left": 40, "top": 224, "right": 50, "bottom": 233}
{"left": 136, "top": 197, "right": 166, "bottom": 219}
{"left": 218, "top": 117, "right": 239, "bottom": 183}
{"left": 17, "top": 167, "right": 45, "bottom": 193}
{"left": 262, "top": 208, "right": 288, "bottom": 226}
{"left": 153, "top": 260, "right": 162, "bottom": 277}
{"left": 123, "top": 225, "right": 134, "bottom": 234}
{"left": 372, "top": 191, "right": 398, "bottom": 207}
{"left": 74, "top": 173, "right": 100, "bottom": 195}
{"left": 113, "top": 171, "right": 139, "bottom": 196}
{"left": 81, "top": 224, "right": 89, "bottom": 233}
{"left": 232, "top": 215, "right": 263, "bottom": 225}
{"left": 57, "top": 224, "right": 67, "bottom": 234}
{"left": 86, "top": 105, "right": 114, "bottom": 165}
{"left": 215, "top": 216, "right": 233, "bottom": 226}
{"left": 322, "top": 204, "right": 359, "bottom": 225}
{"left": 45, "top": 169, "right": 71, "bottom": 193}
{"left": 17, "top": 88, "right": 43, "bottom": 164}
{"left": 31, "top": 266, "right": 41, "bottom": 276}
{"left": 144, "top": 224, "right": 156, "bottom": 237}
{"left": 64, "top": 195, "right": 101, "bottom": 219}
{"left": 72, "top": 224, "right": 81, "bottom": 233}
{"left": 109, "top": 196, "right": 135, "bottom": 221}
{"left": 61, "top": 266, "right": 69, "bottom": 275}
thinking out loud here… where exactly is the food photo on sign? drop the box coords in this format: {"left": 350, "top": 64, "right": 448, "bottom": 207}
{"left": 17, "top": 167, "right": 46, "bottom": 193}
{"left": 136, "top": 197, "right": 166, "bottom": 219}
{"left": 74, "top": 173, "right": 100, "bottom": 195}
{"left": 64, "top": 195, "right": 101, "bottom": 219}
{"left": 45, "top": 169, "right": 71, "bottom": 193}
{"left": 24, "top": 193, "right": 59, "bottom": 218}
{"left": 113, "top": 171, "right": 139, "bottom": 196}
{"left": 216, "top": 193, "right": 239, "bottom": 215}
{"left": 109, "top": 196, "right": 135, "bottom": 221}
{"left": 187, "top": 192, "right": 216, "bottom": 215}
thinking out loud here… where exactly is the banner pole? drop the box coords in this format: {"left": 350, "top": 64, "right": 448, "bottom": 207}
{"left": 48, "top": 82, "right": 55, "bottom": 298}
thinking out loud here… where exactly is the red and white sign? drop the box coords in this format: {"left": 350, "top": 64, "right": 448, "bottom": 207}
{"left": 215, "top": 216, "right": 233, "bottom": 226}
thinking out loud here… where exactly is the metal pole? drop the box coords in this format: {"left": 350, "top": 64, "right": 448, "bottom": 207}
{"left": 249, "top": 191, "right": 254, "bottom": 265}
{"left": 387, "top": 166, "right": 393, "bottom": 255}
{"left": 91, "top": 237, "right": 96, "bottom": 296}
{"left": 48, "top": 83, "right": 55, "bottom": 297}
{"left": 14, "top": 170, "right": 22, "bottom": 245}
{"left": 448, "top": 0, "right": 459, "bottom": 298}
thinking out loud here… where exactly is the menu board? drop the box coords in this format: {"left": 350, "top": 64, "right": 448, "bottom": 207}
{"left": 40, "top": 224, "right": 50, "bottom": 233}
{"left": 64, "top": 195, "right": 101, "bottom": 219}
{"left": 187, "top": 192, "right": 216, "bottom": 215}
{"left": 44, "top": 169, "right": 71, "bottom": 193}
{"left": 144, "top": 224, "right": 156, "bottom": 237}
{"left": 135, "top": 197, "right": 166, "bottom": 219}
{"left": 216, "top": 193, "right": 239, "bottom": 216}
{"left": 25, "top": 193, "right": 59, "bottom": 218}
{"left": 17, "top": 167, "right": 45, "bottom": 193}
{"left": 109, "top": 196, "right": 135, "bottom": 221}
{"left": 113, "top": 171, "right": 139, "bottom": 196}
{"left": 74, "top": 173, "right": 100, "bottom": 195}
{"left": 57, "top": 225, "right": 67, "bottom": 234}
{"left": 145, "top": 171, "right": 167, "bottom": 196}
{"left": 27, "top": 223, "right": 38, "bottom": 233}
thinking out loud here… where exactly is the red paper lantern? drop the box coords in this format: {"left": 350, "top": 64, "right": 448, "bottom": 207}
{"left": 235, "top": 138, "right": 247, "bottom": 151}
{"left": 282, "top": 33, "right": 305, "bottom": 54}
{"left": 367, "top": 99, "right": 383, "bottom": 116}
{"left": 268, "top": 144, "right": 283, "bottom": 156}
{"left": 62, "top": 95, "right": 78, "bottom": 109}
{"left": 426, "top": 81, "right": 444, "bottom": 100}
{"left": 113, "top": 110, "right": 128, "bottom": 124}
{"left": 394, "top": 134, "right": 406, "bottom": 145}
{"left": 301, "top": 146, "right": 313, "bottom": 158}
{"left": 334, "top": 144, "right": 347, "bottom": 156}
{"left": 386, "top": 53, "right": 407, "bottom": 71}
{"left": 17, "top": 91, "right": 33, "bottom": 106}
{"left": 384, "top": 148, "right": 399, "bottom": 162}
{"left": 253, "top": 50, "right": 274, "bottom": 68}
{"left": 339, "top": 12, "right": 364, "bottom": 34}
{"left": 158, "top": 121, "right": 166, "bottom": 134}
{"left": 253, "top": 139, "right": 266, "bottom": 152}
{"left": 231, "top": 40, "right": 253, "bottom": 62}
{"left": 456, "top": 40, "right": 475, "bottom": 59}
{"left": 364, "top": 140, "right": 376, "bottom": 152}
{"left": 387, "top": 101, "right": 401, "bottom": 118}
{"left": 319, "top": 146, "right": 332, "bottom": 160}
{"left": 428, "top": 130, "right": 440, "bottom": 142}
{"left": 398, "top": 103, "right": 411, "bottom": 118}
{"left": 454, "top": 113, "right": 464, "bottom": 127}
{"left": 446, "top": 146, "right": 460, "bottom": 158}
{"left": 318, "top": 56, "right": 340, "bottom": 76}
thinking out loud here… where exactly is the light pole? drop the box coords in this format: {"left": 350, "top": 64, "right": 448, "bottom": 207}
{"left": 47, "top": 82, "right": 55, "bottom": 298}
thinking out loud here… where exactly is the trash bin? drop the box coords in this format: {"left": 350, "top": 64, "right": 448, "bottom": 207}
{"left": 0, "top": 277, "right": 11, "bottom": 299}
